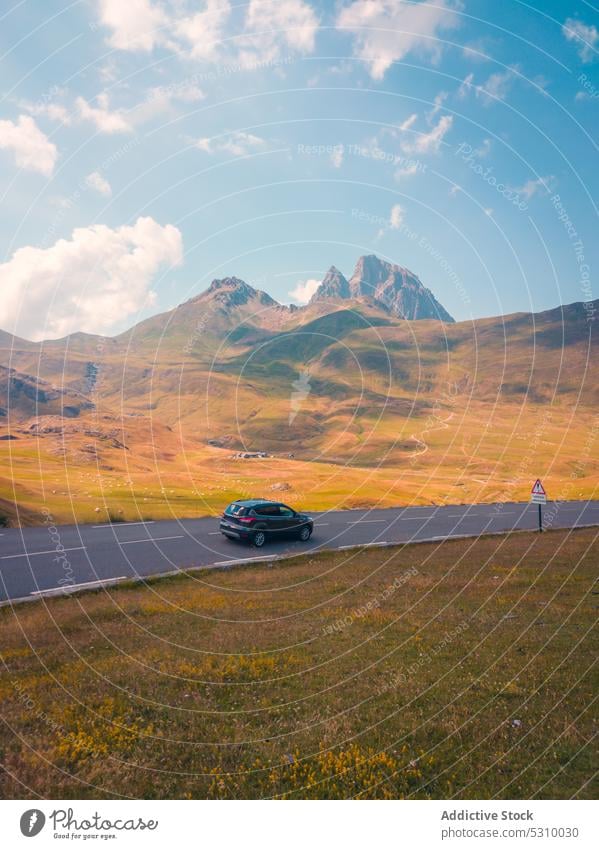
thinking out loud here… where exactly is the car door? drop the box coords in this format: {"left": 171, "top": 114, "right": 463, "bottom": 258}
{"left": 277, "top": 504, "right": 297, "bottom": 534}
{"left": 253, "top": 504, "right": 281, "bottom": 537}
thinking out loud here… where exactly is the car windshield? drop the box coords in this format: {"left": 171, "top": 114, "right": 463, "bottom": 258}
{"left": 225, "top": 504, "right": 248, "bottom": 517}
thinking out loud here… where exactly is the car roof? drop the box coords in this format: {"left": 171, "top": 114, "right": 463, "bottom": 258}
{"left": 232, "top": 499, "right": 282, "bottom": 507}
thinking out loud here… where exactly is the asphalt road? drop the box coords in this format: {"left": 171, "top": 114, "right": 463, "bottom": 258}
{"left": 1, "top": 500, "right": 598, "bottom": 604}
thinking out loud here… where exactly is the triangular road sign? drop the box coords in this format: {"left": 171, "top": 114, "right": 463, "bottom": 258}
{"left": 531, "top": 479, "right": 546, "bottom": 495}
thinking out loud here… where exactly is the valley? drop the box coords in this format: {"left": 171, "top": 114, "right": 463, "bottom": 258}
{"left": 0, "top": 255, "right": 597, "bottom": 526}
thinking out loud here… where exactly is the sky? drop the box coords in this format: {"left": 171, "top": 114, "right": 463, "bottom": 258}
{"left": 0, "top": 0, "right": 597, "bottom": 340}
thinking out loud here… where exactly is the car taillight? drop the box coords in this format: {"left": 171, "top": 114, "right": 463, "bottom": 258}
{"left": 238, "top": 517, "right": 255, "bottom": 523}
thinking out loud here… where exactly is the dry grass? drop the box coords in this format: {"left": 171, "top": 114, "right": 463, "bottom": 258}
{"left": 1, "top": 399, "right": 597, "bottom": 526}
{"left": 1, "top": 528, "right": 597, "bottom": 799}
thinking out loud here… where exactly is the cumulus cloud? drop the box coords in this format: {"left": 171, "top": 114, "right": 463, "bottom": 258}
{"left": 0, "top": 115, "right": 57, "bottom": 176}
{"left": 194, "top": 130, "right": 268, "bottom": 156}
{"left": 98, "top": 0, "right": 168, "bottom": 52}
{"left": 97, "top": 0, "right": 319, "bottom": 65}
{"left": 85, "top": 171, "right": 112, "bottom": 196}
{"left": 239, "top": 0, "right": 319, "bottom": 64}
{"left": 173, "top": 1, "right": 232, "bottom": 61}
{"left": 289, "top": 278, "right": 320, "bottom": 303}
{"left": 336, "top": 0, "right": 461, "bottom": 80}
{"left": 563, "top": 17, "right": 598, "bottom": 63}
{"left": 75, "top": 94, "right": 131, "bottom": 133}
{"left": 0, "top": 217, "right": 182, "bottom": 340}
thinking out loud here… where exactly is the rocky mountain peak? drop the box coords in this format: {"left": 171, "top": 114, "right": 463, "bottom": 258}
{"left": 351, "top": 255, "right": 454, "bottom": 322}
{"left": 309, "top": 254, "right": 454, "bottom": 322}
{"left": 194, "top": 277, "right": 279, "bottom": 309}
{"left": 311, "top": 266, "right": 351, "bottom": 302}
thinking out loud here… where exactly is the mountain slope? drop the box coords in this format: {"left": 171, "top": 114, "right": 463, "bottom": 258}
{"left": 0, "top": 257, "right": 597, "bottom": 524}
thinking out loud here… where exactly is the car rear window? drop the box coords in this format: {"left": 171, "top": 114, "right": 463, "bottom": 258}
{"left": 225, "top": 504, "right": 248, "bottom": 517}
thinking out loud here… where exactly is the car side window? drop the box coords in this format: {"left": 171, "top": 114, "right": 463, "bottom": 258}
{"left": 256, "top": 505, "right": 277, "bottom": 516}
{"left": 278, "top": 506, "right": 294, "bottom": 517}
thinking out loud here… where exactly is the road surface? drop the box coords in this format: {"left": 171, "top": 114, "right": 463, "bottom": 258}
{"left": 1, "top": 500, "right": 598, "bottom": 603}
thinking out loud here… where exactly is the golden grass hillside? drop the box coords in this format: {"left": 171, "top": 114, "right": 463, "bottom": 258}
{"left": 0, "top": 528, "right": 596, "bottom": 799}
{"left": 1, "top": 296, "right": 597, "bottom": 525}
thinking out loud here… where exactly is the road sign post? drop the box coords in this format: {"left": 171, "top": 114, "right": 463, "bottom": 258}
{"left": 530, "top": 479, "right": 547, "bottom": 532}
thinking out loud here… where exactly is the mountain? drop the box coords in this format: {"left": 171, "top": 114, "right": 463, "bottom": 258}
{"left": 0, "top": 255, "right": 597, "bottom": 526}
{"left": 312, "top": 266, "right": 351, "bottom": 300}
{"left": 348, "top": 255, "right": 455, "bottom": 321}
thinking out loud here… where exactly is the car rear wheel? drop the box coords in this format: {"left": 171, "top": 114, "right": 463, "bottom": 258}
{"left": 253, "top": 529, "right": 267, "bottom": 547}
{"left": 299, "top": 525, "right": 312, "bottom": 542}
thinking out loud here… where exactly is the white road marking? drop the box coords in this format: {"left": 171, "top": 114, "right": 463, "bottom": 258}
{"left": 401, "top": 516, "right": 435, "bottom": 521}
{"left": 93, "top": 520, "right": 156, "bottom": 529}
{"left": 30, "top": 576, "right": 128, "bottom": 595}
{"left": 119, "top": 535, "right": 184, "bottom": 545}
{"left": 347, "top": 519, "right": 386, "bottom": 524}
{"left": 314, "top": 522, "right": 329, "bottom": 526}
{"left": 1, "top": 546, "right": 86, "bottom": 560}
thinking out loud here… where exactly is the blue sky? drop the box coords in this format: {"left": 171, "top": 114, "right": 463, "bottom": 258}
{"left": 0, "top": 0, "right": 597, "bottom": 340}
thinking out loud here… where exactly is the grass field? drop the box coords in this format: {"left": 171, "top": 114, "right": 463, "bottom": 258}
{"left": 1, "top": 399, "right": 597, "bottom": 526}
{"left": 1, "top": 528, "right": 597, "bottom": 799}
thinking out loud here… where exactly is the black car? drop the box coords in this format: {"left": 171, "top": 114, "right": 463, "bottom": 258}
{"left": 219, "top": 499, "right": 314, "bottom": 547}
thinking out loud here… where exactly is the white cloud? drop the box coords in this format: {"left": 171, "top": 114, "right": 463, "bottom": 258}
{"left": 241, "top": 0, "right": 319, "bottom": 63}
{"left": 563, "top": 18, "right": 598, "bottom": 63}
{"left": 512, "top": 174, "right": 557, "bottom": 200}
{"left": 98, "top": 0, "right": 168, "bottom": 52}
{"left": 401, "top": 113, "right": 453, "bottom": 154}
{"left": 476, "top": 68, "right": 518, "bottom": 105}
{"left": 427, "top": 91, "right": 448, "bottom": 122}
{"left": 399, "top": 113, "right": 418, "bottom": 131}
{"left": 194, "top": 130, "right": 267, "bottom": 156}
{"left": 0, "top": 217, "right": 182, "bottom": 340}
{"left": 376, "top": 203, "right": 407, "bottom": 239}
{"left": 85, "top": 171, "right": 112, "bottom": 196}
{"left": 96, "top": 0, "right": 319, "bottom": 65}
{"left": 395, "top": 161, "right": 420, "bottom": 180}
{"left": 0, "top": 115, "right": 57, "bottom": 176}
{"left": 174, "top": 1, "right": 232, "bottom": 61}
{"left": 330, "top": 145, "right": 344, "bottom": 168}
{"left": 147, "top": 82, "right": 205, "bottom": 105}
{"left": 457, "top": 72, "right": 474, "bottom": 99}
{"left": 336, "top": 0, "right": 461, "bottom": 80}
{"left": 458, "top": 68, "right": 519, "bottom": 106}
{"left": 289, "top": 277, "right": 320, "bottom": 303}
{"left": 75, "top": 94, "right": 131, "bottom": 133}
{"left": 389, "top": 203, "right": 404, "bottom": 229}
{"left": 476, "top": 138, "right": 492, "bottom": 157}
{"left": 20, "top": 100, "right": 73, "bottom": 125}
{"left": 23, "top": 83, "right": 204, "bottom": 133}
